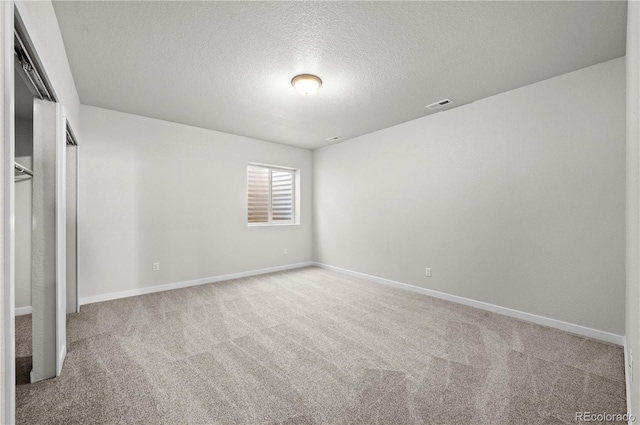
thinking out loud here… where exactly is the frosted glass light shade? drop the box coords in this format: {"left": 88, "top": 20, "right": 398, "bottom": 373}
{"left": 291, "top": 74, "right": 322, "bottom": 96}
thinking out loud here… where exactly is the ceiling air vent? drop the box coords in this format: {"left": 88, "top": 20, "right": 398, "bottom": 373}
{"left": 325, "top": 136, "right": 342, "bottom": 142}
{"left": 426, "top": 98, "right": 453, "bottom": 110}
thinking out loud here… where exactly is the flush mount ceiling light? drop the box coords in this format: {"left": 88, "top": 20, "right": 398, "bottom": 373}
{"left": 291, "top": 74, "right": 322, "bottom": 96}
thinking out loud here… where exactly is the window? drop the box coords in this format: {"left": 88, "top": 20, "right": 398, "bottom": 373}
{"left": 247, "top": 164, "right": 296, "bottom": 225}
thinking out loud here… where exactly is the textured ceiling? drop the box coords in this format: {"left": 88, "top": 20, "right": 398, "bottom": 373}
{"left": 52, "top": 1, "right": 626, "bottom": 150}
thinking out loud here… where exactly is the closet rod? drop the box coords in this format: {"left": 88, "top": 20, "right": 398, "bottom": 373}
{"left": 14, "top": 162, "right": 33, "bottom": 177}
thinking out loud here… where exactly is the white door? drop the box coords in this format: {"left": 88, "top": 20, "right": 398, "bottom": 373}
{"left": 55, "top": 105, "right": 66, "bottom": 375}
{"left": 31, "top": 99, "right": 66, "bottom": 381}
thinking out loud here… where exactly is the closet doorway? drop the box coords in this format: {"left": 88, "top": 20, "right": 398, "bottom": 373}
{"left": 3, "top": 5, "right": 81, "bottom": 423}
{"left": 14, "top": 54, "right": 33, "bottom": 386}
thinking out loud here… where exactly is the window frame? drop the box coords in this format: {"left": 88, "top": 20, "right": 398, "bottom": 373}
{"left": 247, "top": 163, "right": 298, "bottom": 226}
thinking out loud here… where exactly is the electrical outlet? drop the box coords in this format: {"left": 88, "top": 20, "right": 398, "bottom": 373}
{"left": 425, "top": 268, "right": 431, "bottom": 277}
{"left": 284, "top": 248, "right": 288, "bottom": 255}
{"left": 152, "top": 262, "right": 160, "bottom": 272}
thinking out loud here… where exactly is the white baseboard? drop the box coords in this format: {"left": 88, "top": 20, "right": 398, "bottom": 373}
{"left": 79, "top": 262, "right": 315, "bottom": 306}
{"left": 14, "top": 306, "right": 32, "bottom": 316}
{"left": 313, "top": 262, "right": 624, "bottom": 346}
{"left": 624, "top": 337, "right": 632, "bottom": 423}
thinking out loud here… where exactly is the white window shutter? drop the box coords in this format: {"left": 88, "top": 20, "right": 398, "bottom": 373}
{"left": 247, "top": 165, "right": 269, "bottom": 223}
{"left": 271, "top": 169, "right": 294, "bottom": 221}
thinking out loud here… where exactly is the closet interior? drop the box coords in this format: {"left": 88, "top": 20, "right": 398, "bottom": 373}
{"left": 14, "top": 63, "right": 33, "bottom": 385}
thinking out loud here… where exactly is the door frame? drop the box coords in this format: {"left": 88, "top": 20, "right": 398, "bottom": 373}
{"left": 1, "top": 1, "right": 15, "bottom": 423}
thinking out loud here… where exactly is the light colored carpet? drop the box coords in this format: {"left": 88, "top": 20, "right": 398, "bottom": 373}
{"left": 15, "top": 266, "right": 626, "bottom": 424}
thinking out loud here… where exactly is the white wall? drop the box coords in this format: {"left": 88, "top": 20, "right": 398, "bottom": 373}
{"left": 79, "top": 105, "right": 313, "bottom": 300}
{"left": 626, "top": 0, "right": 639, "bottom": 417}
{"left": 15, "top": 116, "right": 31, "bottom": 310}
{"left": 314, "top": 57, "right": 626, "bottom": 335}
